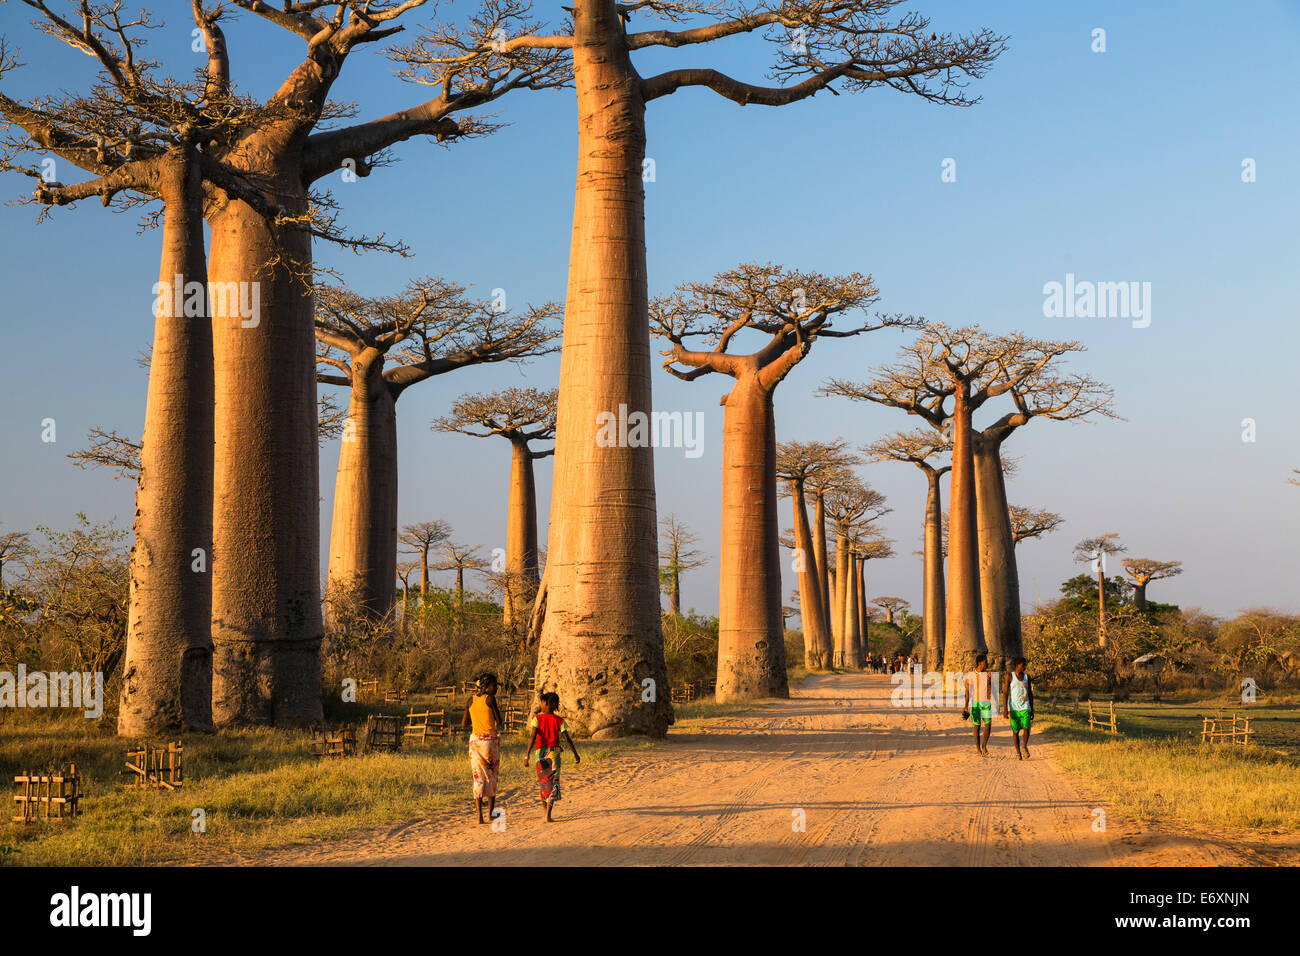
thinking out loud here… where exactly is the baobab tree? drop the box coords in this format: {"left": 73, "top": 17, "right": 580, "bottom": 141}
{"left": 824, "top": 479, "right": 890, "bottom": 669}
{"left": 874, "top": 597, "right": 908, "bottom": 625}
{"left": 852, "top": 538, "right": 894, "bottom": 650}
{"left": 470, "top": 2, "right": 1002, "bottom": 735}
{"left": 0, "top": 1, "right": 292, "bottom": 733}
{"left": 824, "top": 327, "right": 1109, "bottom": 669}
{"left": 395, "top": 560, "right": 418, "bottom": 628}
{"left": 658, "top": 515, "right": 708, "bottom": 619}
{"left": 184, "top": 0, "right": 564, "bottom": 727}
{"left": 433, "top": 542, "right": 490, "bottom": 626}
{"left": 317, "top": 280, "right": 558, "bottom": 622}
{"left": 8, "top": 0, "right": 565, "bottom": 729}
{"left": 1122, "top": 558, "right": 1183, "bottom": 613}
{"left": 853, "top": 539, "right": 894, "bottom": 658}
{"left": 864, "top": 430, "right": 950, "bottom": 670}
{"left": 776, "top": 440, "right": 857, "bottom": 670}
{"left": 1073, "top": 534, "right": 1127, "bottom": 646}
{"left": 825, "top": 326, "right": 1016, "bottom": 669}
{"left": 809, "top": 453, "right": 861, "bottom": 654}
{"left": 652, "top": 264, "right": 903, "bottom": 700}
{"left": 969, "top": 339, "right": 1117, "bottom": 667}
{"left": 399, "top": 521, "right": 452, "bottom": 603}
{"left": 434, "top": 387, "right": 558, "bottom": 631}
{"left": 1010, "top": 506, "right": 1064, "bottom": 546}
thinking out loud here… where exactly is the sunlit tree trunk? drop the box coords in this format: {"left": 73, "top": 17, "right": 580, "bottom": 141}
{"left": 716, "top": 375, "right": 788, "bottom": 700}
{"left": 973, "top": 433, "right": 1021, "bottom": 669}
{"left": 923, "top": 470, "right": 947, "bottom": 671}
{"left": 791, "top": 477, "right": 830, "bottom": 669}
{"left": 534, "top": 3, "right": 671, "bottom": 736}
{"left": 118, "top": 148, "right": 213, "bottom": 735}
{"left": 503, "top": 437, "right": 541, "bottom": 629}
{"left": 1133, "top": 582, "right": 1147, "bottom": 613}
{"left": 208, "top": 160, "right": 322, "bottom": 728}
{"left": 326, "top": 353, "right": 398, "bottom": 622}
{"left": 833, "top": 529, "right": 850, "bottom": 667}
{"left": 856, "top": 556, "right": 868, "bottom": 664}
{"left": 813, "top": 490, "right": 832, "bottom": 644}
{"left": 666, "top": 568, "right": 682, "bottom": 617}
{"left": 944, "top": 383, "right": 985, "bottom": 671}
{"left": 841, "top": 554, "right": 861, "bottom": 668}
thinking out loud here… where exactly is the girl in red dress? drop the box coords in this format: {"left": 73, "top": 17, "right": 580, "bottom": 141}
{"left": 523, "top": 692, "right": 581, "bottom": 822}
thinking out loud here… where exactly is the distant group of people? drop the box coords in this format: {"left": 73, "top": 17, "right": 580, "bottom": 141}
{"left": 961, "top": 653, "right": 1035, "bottom": 759}
{"left": 867, "top": 653, "right": 919, "bottom": 675}
{"left": 462, "top": 673, "right": 582, "bottom": 825}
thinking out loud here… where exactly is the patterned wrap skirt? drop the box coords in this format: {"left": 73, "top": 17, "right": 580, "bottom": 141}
{"left": 469, "top": 733, "right": 500, "bottom": 799}
{"left": 535, "top": 748, "right": 562, "bottom": 803}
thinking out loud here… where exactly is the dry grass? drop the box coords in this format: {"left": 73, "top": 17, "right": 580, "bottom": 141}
{"left": 0, "top": 711, "right": 624, "bottom": 866}
{"left": 1039, "top": 696, "right": 1300, "bottom": 833}
{"left": 0, "top": 685, "right": 767, "bottom": 866}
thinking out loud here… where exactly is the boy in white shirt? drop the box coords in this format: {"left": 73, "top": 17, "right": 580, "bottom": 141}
{"left": 1000, "top": 657, "right": 1035, "bottom": 760}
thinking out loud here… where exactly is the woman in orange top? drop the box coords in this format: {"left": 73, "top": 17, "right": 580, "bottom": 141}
{"left": 462, "top": 673, "right": 503, "bottom": 824}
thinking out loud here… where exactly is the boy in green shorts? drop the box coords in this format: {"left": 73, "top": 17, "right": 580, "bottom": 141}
{"left": 962, "top": 652, "right": 994, "bottom": 756}
{"left": 1000, "top": 657, "right": 1035, "bottom": 760}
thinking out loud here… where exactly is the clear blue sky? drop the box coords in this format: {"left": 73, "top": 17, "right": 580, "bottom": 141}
{"left": 1, "top": 1, "right": 1297, "bottom": 620}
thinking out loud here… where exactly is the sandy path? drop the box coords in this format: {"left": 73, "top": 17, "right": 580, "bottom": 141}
{"left": 256, "top": 673, "right": 1290, "bottom": 866}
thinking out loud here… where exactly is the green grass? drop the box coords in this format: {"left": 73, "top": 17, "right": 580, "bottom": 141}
{"left": 1038, "top": 695, "right": 1300, "bottom": 833}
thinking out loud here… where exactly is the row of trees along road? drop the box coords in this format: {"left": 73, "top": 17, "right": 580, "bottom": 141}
{"left": 1, "top": 1, "right": 1006, "bottom": 737}
{"left": 823, "top": 326, "right": 1119, "bottom": 671}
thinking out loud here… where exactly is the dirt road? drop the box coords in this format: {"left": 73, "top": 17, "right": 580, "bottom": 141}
{"left": 259, "top": 673, "right": 1291, "bottom": 866}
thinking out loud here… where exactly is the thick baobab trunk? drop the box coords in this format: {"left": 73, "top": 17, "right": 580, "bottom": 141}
{"left": 208, "top": 167, "right": 323, "bottom": 728}
{"left": 843, "top": 553, "right": 861, "bottom": 668}
{"left": 813, "top": 490, "right": 833, "bottom": 643}
{"left": 716, "top": 376, "right": 788, "bottom": 700}
{"left": 944, "top": 384, "right": 985, "bottom": 671}
{"left": 118, "top": 150, "right": 213, "bottom": 735}
{"left": 503, "top": 438, "right": 541, "bottom": 629}
{"left": 534, "top": 5, "right": 672, "bottom": 736}
{"left": 974, "top": 435, "right": 1021, "bottom": 669}
{"left": 855, "top": 556, "right": 869, "bottom": 666}
{"left": 833, "top": 530, "right": 850, "bottom": 667}
{"left": 791, "top": 478, "right": 831, "bottom": 670}
{"left": 923, "top": 471, "right": 946, "bottom": 672}
{"left": 829, "top": 563, "right": 843, "bottom": 655}
{"left": 326, "top": 356, "right": 398, "bottom": 622}
{"left": 667, "top": 570, "right": 681, "bottom": 617}
{"left": 418, "top": 547, "right": 430, "bottom": 600}
{"left": 1133, "top": 582, "right": 1147, "bottom": 613}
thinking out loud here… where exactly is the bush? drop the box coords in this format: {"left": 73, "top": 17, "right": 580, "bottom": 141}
{"left": 662, "top": 611, "right": 719, "bottom": 690}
